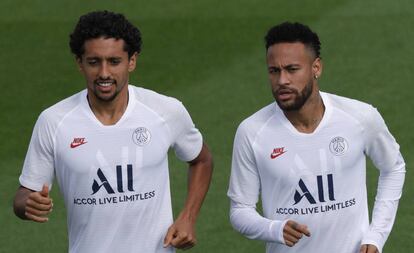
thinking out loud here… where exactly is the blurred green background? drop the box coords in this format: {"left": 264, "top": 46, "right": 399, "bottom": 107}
{"left": 1, "top": 0, "right": 412, "bottom": 252}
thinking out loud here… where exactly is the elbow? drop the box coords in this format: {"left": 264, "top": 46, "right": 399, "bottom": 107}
{"left": 229, "top": 207, "right": 238, "bottom": 231}
{"left": 203, "top": 143, "right": 214, "bottom": 173}
{"left": 229, "top": 205, "right": 251, "bottom": 237}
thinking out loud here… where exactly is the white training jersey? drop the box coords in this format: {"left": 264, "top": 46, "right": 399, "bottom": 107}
{"left": 228, "top": 92, "right": 405, "bottom": 253}
{"left": 20, "top": 85, "right": 203, "bottom": 253}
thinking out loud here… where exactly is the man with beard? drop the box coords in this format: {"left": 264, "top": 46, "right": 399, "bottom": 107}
{"left": 227, "top": 22, "right": 405, "bottom": 253}
{"left": 13, "top": 10, "right": 213, "bottom": 253}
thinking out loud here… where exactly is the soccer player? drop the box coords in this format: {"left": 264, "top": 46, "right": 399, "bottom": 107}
{"left": 13, "top": 10, "right": 213, "bottom": 253}
{"left": 227, "top": 22, "right": 405, "bottom": 253}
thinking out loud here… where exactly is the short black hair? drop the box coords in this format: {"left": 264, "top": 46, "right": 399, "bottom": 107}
{"left": 69, "top": 10, "right": 142, "bottom": 58}
{"left": 265, "top": 22, "right": 321, "bottom": 58}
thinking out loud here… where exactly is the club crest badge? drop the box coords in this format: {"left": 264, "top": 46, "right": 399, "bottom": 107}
{"left": 132, "top": 127, "right": 151, "bottom": 146}
{"left": 329, "top": 136, "right": 348, "bottom": 156}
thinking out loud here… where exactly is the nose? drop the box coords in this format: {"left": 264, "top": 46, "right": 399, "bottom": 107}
{"left": 98, "top": 62, "right": 110, "bottom": 79}
{"left": 278, "top": 70, "right": 290, "bottom": 85}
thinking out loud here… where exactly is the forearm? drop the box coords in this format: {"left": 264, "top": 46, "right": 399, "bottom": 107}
{"left": 180, "top": 143, "right": 213, "bottom": 222}
{"left": 362, "top": 155, "right": 405, "bottom": 252}
{"left": 230, "top": 200, "right": 287, "bottom": 243}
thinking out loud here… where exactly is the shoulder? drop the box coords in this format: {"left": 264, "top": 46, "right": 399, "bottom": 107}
{"left": 38, "top": 90, "right": 85, "bottom": 127}
{"left": 236, "top": 103, "right": 276, "bottom": 141}
{"left": 324, "top": 92, "right": 379, "bottom": 123}
{"left": 325, "top": 92, "right": 373, "bottom": 111}
{"left": 130, "top": 85, "right": 185, "bottom": 117}
{"left": 131, "top": 85, "right": 181, "bottom": 104}
{"left": 323, "top": 92, "right": 387, "bottom": 140}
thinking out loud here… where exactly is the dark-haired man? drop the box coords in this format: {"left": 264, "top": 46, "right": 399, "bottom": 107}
{"left": 227, "top": 22, "right": 405, "bottom": 253}
{"left": 14, "top": 10, "right": 213, "bottom": 253}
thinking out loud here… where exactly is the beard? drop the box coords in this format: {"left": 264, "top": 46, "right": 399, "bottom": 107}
{"left": 92, "top": 79, "right": 124, "bottom": 102}
{"left": 94, "top": 89, "right": 119, "bottom": 102}
{"left": 275, "top": 80, "right": 313, "bottom": 111}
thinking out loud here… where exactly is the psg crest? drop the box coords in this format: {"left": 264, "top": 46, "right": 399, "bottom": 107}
{"left": 329, "top": 136, "right": 348, "bottom": 156}
{"left": 132, "top": 127, "right": 151, "bottom": 146}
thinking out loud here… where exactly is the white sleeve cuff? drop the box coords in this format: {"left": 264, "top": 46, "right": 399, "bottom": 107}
{"left": 271, "top": 219, "right": 289, "bottom": 245}
{"left": 361, "top": 236, "right": 382, "bottom": 253}
{"left": 229, "top": 200, "right": 287, "bottom": 244}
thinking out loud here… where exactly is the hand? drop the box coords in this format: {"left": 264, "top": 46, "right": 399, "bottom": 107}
{"left": 360, "top": 244, "right": 379, "bottom": 253}
{"left": 163, "top": 214, "right": 196, "bottom": 250}
{"left": 25, "top": 184, "right": 53, "bottom": 222}
{"left": 283, "top": 220, "right": 311, "bottom": 247}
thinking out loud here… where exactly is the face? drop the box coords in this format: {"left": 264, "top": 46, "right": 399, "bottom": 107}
{"left": 77, "top": 37, "right": 137, "bottom": 102}
{"left": 266, "top": 42, "right": 321, "bottom": 111}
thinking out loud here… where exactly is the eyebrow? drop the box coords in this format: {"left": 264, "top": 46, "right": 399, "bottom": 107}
{"left": 268, "top": 64, "right": 301, "bottom": 70}
{"left": 85, "top": 56, "right": 123, "bottom": 60}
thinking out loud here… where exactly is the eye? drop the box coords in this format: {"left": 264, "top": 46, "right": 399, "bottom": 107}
{"left": 87, "top": 59, "right": 98, "bottom": 66}
{"left": 286, "top": 67, "right": 299, "bottom": 73}
{"left": 268, "top": 68, "right": 280, "bottom": 74}
{"left": 109, "top": 58, "right": 121, "bottom": 65}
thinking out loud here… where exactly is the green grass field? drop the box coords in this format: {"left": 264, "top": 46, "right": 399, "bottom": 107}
{"left": 1, "top": 0, "right": 413, "bottom": 252}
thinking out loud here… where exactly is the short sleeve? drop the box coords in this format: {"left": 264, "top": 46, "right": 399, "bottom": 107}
{"left": 19, "top": 112, "right": 55, "bottom": 191}
{"left": 227, "top": 122, "right": 261, "bottom": 205}
{"left": 171, "top": 102, "right": 203, "bottom": 162}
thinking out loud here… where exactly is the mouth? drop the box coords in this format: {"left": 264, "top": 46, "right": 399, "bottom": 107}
{"left": 277, "top": 88, "right": 296, "bottom": 101}
{"left": 95, "top": 80, "right": 116, "bottom": 88}
{"left": 94, "top": 80, "right": 116, "bottom": 91}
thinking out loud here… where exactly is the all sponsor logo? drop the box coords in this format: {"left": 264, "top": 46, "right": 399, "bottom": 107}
{"left": 73, "top": 164, "right": 156, "bottom": 206}
{"left": 275, "top": 173, "right": 357, "bottom": 215}
{"left": 92, "top": 164, "right": 134, "bottom": 195}
{"left": 293, "top": 174, "right": 335, "bottom": 205}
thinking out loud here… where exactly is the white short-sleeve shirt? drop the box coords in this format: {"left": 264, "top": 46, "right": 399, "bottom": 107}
{"left": 20, "top": 85, "right": 203, "bottom": 253}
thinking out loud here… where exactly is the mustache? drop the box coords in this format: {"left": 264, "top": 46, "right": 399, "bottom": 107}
{"left": 276, "top": 86, "right": 298, "bottom": 94}
{"left": 94, "top": 79, "right": 116, "bottom": 84}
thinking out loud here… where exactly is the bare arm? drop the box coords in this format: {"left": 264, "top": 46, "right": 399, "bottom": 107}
{"left": 164, "top": 143, "right": 213, "bottom": 250}
{"left": 13, "top": 184, "right": 53, "bottom": 222}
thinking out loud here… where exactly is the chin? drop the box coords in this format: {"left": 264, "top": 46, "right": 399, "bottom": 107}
{"left": 276, "top": 100, "right": 303, "bottom": 111}
{"left": 96, "top": 92, "right": 118, "bottom": 102}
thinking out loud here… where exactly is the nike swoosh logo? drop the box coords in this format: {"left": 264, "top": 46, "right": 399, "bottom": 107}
{"left": 270, "top": 151, "right": 286, "bottom": 159}
{"left": 70, "top": 141, "right": 87, "bottom": 148}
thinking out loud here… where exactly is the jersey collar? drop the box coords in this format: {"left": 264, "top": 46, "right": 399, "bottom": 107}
{"left": 81, "top": 84, "right": 137, "bottom": 127}
{"left": 274, "top": 91, "right": 332, "bottom": 136}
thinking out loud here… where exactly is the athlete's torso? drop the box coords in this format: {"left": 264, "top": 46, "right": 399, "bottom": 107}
{"left": 21, "top": 85, "right": 202, "bottom": 253}
{"left": 243, "top": 92, "right": 373, "bottom": 252}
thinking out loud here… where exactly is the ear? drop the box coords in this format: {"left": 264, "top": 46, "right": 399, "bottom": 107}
{"left": 128, "top": 52, "right": 138, "bottom": 72}
{"left": 76, "top": 57, "right": 84, "bottom": 72}
{"left": 312, "top": 57, "right": 322, "bottom": 79}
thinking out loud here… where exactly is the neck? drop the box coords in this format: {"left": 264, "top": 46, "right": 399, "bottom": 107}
{"left": 87, "top": 88, "right": 129, "bottom": 126}
{"left": 284, "top": 92, "right": 325, "bottom": 134}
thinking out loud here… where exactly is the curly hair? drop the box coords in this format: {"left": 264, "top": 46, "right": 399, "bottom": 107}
{"left": 265, "top": 22, "right": 321, "bottom": 58}
{"left": 69, "top": 10, "right": 142, "bottom": 58}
